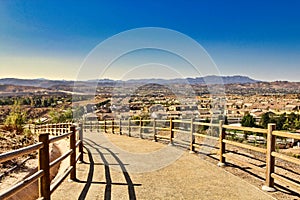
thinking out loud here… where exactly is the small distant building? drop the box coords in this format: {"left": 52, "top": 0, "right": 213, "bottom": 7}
{"left": 83, "top": 113, "right": 98, "bottom": 121}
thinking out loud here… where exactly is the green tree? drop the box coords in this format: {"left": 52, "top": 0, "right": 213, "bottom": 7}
{"left": 275, "top": 113, "right": 286, "bottom": 130}
{"left": 63, "top": 108, "right": 73, "bottom": 122}
{"left": 48, "top": 108, "right": 73, "bottom": 123}
{"left": 241, "top": 114, "right": 256, "bottom": 127}
{"left": 241, "top": 114, "right": 256, "bottom": 141}
{"left": 294, "top": 118, "right": 300, "bottom": 130}
{"left": 287, "top": 112, "right": 297, "bottom": 130}
{"left": 282, "top": 118, "right": 290, "bottom": 130}
{"left": 4, "top": 102, "right": 27, "bottom": 133}
{"left": 260, "top": 112, "right": 271, "bottom": 129}
{"left": 49, "top": 110, "right": 61, "bottom": 123}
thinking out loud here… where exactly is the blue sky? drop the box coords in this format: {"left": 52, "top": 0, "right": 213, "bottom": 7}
{"left": 0, "top": 0, "right": 300, "bottom": 81}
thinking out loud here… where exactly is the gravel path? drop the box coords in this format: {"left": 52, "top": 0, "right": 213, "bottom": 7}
{"left": 52, "top": 132, "right": 275, "bottom": 200}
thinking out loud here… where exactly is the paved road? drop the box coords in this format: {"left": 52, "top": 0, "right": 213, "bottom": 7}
{"left": 52, "top": 132, "right": 275, "bottom": 200}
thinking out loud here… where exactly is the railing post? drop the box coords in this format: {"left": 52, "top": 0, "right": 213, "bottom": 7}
{"left": 38, "top": 133, "right": 50, "bottom": 200}
{"left": 46, "top": 124, "right": 49, "bottom": 135}
{"left": 262, "top": 123, "right": 276, "bottom": 192}
{"left": 55, "top": 124, "right": 57, "bottom": 135}
{"left": 128, "top": 118, "right": 131, "bottom": 137}
{"left": 59, "top": 124, "right": 62, "bottom": 135}
{"left": 169, "top": 118, "right": 174, "bottom": 145}
{"left": 79, "top": 123, "right": 84, "bottom": 162}
{"left": 153, "top": 119, "right": 157, "bottom": 142}
{"left": 104, "top": 119, "right": 107, "bottom": 133}
{"left": 119, "top": 119, "right": 122, "bottom": 135}
{"left": 112, "top": 119, "right": 115, "bottom": 134}
{"left": 139, "top": 118, "right": 143, "bottom": 139}
{"left": 70, "top": 125, "right": 76, "bottom": 181}
{"left": 218, "top": 120, "right": 226, "bottom": 167}
{"left": 189, "top": 118, "right": 195, "bottom": 153}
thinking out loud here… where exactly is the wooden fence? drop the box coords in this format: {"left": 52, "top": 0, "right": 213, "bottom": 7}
{"left": 28, "top": 122, "right": 73, "bottom": 136}
{"left": 84, "top": 118, "right": 300, "bottom": 193}
{"left": 0, "top": 123, "right": 84, "bottom": 200}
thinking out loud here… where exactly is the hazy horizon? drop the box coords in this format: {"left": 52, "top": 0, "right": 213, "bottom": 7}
{"left": 0, "top": 74, "right": 298, "bottom": 83}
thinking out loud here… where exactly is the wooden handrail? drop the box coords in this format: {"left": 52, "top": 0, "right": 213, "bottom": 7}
{"left": 0, "top": 170, "right": 44, "bottom": 199}
{"left": 222, "top": 125, "right": 267, "bottom": 134}
{"left": 173, "top": 119, "right": 191, "bottom": 124}
{"left": 155, "top": 127, "right": 170, "bottom": 130}
{"left": 193, "top": 133, "right": 219, "bottom": 141}
{"left": 223, "top": 139, "right": 266, "bottom": 154}
{"left": 49, "top": 132, "right": 73, "bottom": 143}
{"left": 50, "top": 149, "right": 73, "bottom": 168}
{"left": 271, "top": 152, "right": 300, "bottom": 165}
{"left": 0, "top": 123, "right": 84, "bottom": 200}
{"left": 271, "top": 173, "right": 300, "bottom": 193}
{"left": 172, "top": 129, "right": 190, "bottom": 135}
{"left": 272, "top": 130, "right": 300, "bottom": 140}
{"left": 0, "top": 142, "right": 43, "bottom": 164}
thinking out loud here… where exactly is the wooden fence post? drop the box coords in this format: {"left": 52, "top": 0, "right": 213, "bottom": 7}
{"left": 139, "top": 118, "right": 143, "bottom": 139}
{"left": 169, "top": 118, "right": 174, "bottom": 145}
{"left": 46, "top": 124, "right": 49, "bottom": 135}
{"left": 119, "top": 119, "right": 122, "bottom": 135}
{"left": 218, "top": 120, "right": 226, "bottom": 167}
{"left": 104, "top": 119, "right": 107, "bottom": 133}
{"left": 79, "top": 123, "right": 84, "bottom": 162}
{"left": 128, "top": 118, "right": 131, "bottom": 137}
{"left": 189, "top": 118, "right": 195, "bottom": 153}
{"left": 262, "top": 123, "right": 276, "bottom": 192}
{"left": 59, "top": 124, "right": 62, "bottom": 135}
{"left": 38, "top": 133, "right": 50, "bottom": 200}
{"left": 70, "top": 126, "right": 76, "bottom": 181}
{"left": 153, "top": 119, "right": 157, "bottom": 142}
{"left": 55, "top": 124, "right": 57, "bottom": 135}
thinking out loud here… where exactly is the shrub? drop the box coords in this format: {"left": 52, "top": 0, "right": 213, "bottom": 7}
{"left": 4, "top": 102, "right": 27, "bottom": 133}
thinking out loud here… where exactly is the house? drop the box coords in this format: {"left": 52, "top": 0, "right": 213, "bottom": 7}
{"left": 83, "top": 113, "right": 98, "bottom": 121}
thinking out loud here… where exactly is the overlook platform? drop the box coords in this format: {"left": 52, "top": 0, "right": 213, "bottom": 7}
{"left": 51, "top": 131, "right": 274, "bottom": 200}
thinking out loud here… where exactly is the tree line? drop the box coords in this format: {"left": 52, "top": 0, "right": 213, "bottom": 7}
{"left": 0, "top": 96, "right": 71, "bottom": 108}
{"left": 241, "top": 112, "right": 300, "bottom": 131}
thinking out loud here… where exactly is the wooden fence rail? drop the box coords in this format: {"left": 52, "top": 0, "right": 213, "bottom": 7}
{"left": 0, "top": 123, "right": 83, "bottom": 200}
{"left": 28, "top": 123, "right": 73, "bottom": 136}
{"left": 84, "top": 118, "right": 300, "bottom": 193}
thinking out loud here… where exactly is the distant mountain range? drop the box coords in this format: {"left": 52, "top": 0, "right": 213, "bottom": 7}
{"left": 0, "top": 75, "right": 260, "bottom": 88}
{"left": 0, "top": 78, "right": 72, "bottom": 88}
{"left": 189, "top": 75, "right": 259, "bottom": 84}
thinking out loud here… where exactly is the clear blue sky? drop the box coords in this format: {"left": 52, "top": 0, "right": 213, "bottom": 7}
{"left": 0, "top": 0, "right": 300, "bottom": 81}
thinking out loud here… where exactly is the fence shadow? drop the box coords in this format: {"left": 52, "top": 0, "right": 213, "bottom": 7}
{"left": 78, "top": 139, "right": 141, "bottom": 200}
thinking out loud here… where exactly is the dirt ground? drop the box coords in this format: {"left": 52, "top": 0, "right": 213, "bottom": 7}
{"left": 52, "top": 132, "right": 275, "bottom": 200}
